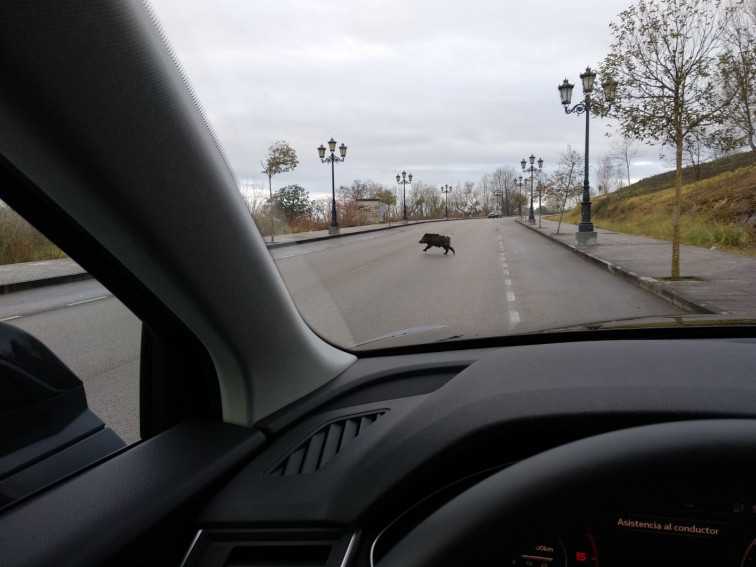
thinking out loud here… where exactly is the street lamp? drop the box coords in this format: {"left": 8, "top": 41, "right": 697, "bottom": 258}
{"left": 396, "top": 170, "right": 412, "bottom": 225}
{"left": 515, "top": 176, "right": 524, "bottom": 218}
{"left": 318, "top": 138, "right": 347, "bottom": 235}
{"left": 440, "top": 184, "right": 452, "bottom": 220}
{"left": 558, "top": 67, "right": 617, "bottom": 246}
{"left": 521, "top": 155, "right": 543, "bottom": 225}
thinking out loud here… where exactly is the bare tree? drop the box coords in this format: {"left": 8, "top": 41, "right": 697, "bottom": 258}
{"left": 261, "top": 140, "right": 298, "bottom": 242}
{"left": 609, "top": 135, "right": 641, "bottom": 187}
{"left": 337, "top": 179, "right": 384, "bottom": 202}
{"left": 239, "top": 181, "right": 266, "bottom": 219}
{"left": 452, "top": 181, "right": 480, "bottom": 217}
{"left": 309, "top": 198, "right": 331, "bottom": 225}
{"left": 718, "top": 0, "right": 756, "bottom": 152}
{"left": 594, "top": 156, "right": 617, "bottom": 195}
{"left": 489, "top": 167, "right": 518, "bottom": 215}
{"left": 549, "top": 146, "right": 584, "bottom": 233}
{"left": 601, "top": 0, "right": 736, "bottom": 279}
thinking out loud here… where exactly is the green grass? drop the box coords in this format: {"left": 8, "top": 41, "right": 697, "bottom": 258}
{"left": 551, "top": 151, "right": 756, "bottom": 255}
{"left": 0, "top": 205, "right": 67, "bottom": 264}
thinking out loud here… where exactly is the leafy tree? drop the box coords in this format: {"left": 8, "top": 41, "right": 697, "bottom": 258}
{"left": 261, "top": 140, "right": 298, "bottom": 241}
{"left": 375, "top": 189, "right": 397, "bottom": 222}
{"left": 273, "top": 185, "right": 310, "bottom": 222}
{"left": 601, "top": 0, "right": 735, "bottom": 279}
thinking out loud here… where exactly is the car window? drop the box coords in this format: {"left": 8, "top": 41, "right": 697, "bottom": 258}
{"left": 0, "top": 203, "right": 141, "bottom": 444}
{"left": 144, "top": 0, "right": 756, "bottom": 352}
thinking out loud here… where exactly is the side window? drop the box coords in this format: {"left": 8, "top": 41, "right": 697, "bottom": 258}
{"left": 1, "top": 203, "right": 141, "bottom": 444}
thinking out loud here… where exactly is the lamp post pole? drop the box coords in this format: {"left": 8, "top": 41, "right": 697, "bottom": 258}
{"left": 397, "top": 171, "right": 412, "bottom": 225}
{"left": 516, "top": 176, "right": 524, "bottom": 219}
{"left": 318, "top": 138, "right": 347, "bottom": 235}
{"left": 537, "top": 180, "right": 543, "bottom": 228}
{"left": 440, "top": 184, "right": 452, "bottom": 220}
{"left": 558, "top": 67, "right": 616, "bottom": 246}
{"left": 521, "top": 155, "right": 543, "bottom": 225}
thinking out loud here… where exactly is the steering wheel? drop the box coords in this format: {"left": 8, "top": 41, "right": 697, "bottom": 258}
{"left": 376, "top": 419, "right": 756, "bottom": 567}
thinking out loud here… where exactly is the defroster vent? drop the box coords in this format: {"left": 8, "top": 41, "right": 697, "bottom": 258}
{"left": 268, "top": 411, "right": 386, "bottom": 476}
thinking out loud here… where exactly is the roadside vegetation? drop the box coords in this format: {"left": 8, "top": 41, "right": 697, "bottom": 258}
{"left": 0, "top": 204, "right": 66, "bottom": 264}
{"left": 555, "top": 151, "right": 756, "bottom": 256}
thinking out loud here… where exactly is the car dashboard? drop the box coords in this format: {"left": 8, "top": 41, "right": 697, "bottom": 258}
{"left": 178, "top": 337, "right": 756, "bottom": 567}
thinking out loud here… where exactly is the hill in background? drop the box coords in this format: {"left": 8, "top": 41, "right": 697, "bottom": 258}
{"left": 558, "top": 151, "right": 756, "bottom": 255}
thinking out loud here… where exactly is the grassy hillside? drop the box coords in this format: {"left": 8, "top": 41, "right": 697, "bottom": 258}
{"left": 0, "top": 205, "right": 66, "bottom": 264}
{"left": 557, "top": 151, "right": 756, "bottom": 255}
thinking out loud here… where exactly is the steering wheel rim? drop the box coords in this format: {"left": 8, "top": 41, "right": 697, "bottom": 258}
{"left": 376, "top": 419, "right": 756, "bottom": 567}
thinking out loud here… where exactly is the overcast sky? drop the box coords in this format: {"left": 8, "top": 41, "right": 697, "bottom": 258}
{"left": 148, "top": 0, "right": 666, "bottom": 200}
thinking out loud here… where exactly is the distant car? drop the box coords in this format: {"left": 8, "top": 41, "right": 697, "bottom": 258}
{"left": 488, "top": 210, "right": 502, "bottom": 218}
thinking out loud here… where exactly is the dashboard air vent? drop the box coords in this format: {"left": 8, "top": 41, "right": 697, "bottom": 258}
{"left": 268, "top": 411, "right": 386, "bottom": 476}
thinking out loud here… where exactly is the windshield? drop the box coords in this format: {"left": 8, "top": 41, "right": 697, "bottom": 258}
{"left": 146, "top": 0, "right": 756, "bottom": 351}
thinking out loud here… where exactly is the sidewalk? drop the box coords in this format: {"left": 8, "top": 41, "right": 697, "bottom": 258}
{"left": 520, "top": 218, "right": 756, "bottom": 317}
{"left": 2, "top": 218, "right": 755, "bottom": 319}
{"left": 0, "top": 258, "right": 91, "bottom": 295}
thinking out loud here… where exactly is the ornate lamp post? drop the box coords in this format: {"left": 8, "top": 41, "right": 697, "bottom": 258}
{"left": 515, "top": 176, "right": 524, "bottom": 218}
{"left": 440, "top": 184, "right": 452, "bottom": 219}
{"left": 558, "top": 67, "right": 616, "bottom": 246}
{"left": 396, "top": 170, "right": 412, "bottom": 225}
{"left": 318, "top": 138, "right": 347, "bottom": 235}
{"left": 521, "top": 155, "right": 543, "bottom": 225}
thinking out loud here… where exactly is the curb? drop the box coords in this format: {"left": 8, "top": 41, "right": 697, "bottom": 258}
{"left": 516, "top": 221, "right": 718, "bottom": 315}
{"left": 264, "top": 218, "right": 467, "bottom": 249}
{"left": 0, "top": 272, "right": 93, "bottom": 296}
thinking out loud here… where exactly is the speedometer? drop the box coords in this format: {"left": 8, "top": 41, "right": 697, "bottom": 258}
{"left": 507, "top": 532, "right": 598, "bottom": 566}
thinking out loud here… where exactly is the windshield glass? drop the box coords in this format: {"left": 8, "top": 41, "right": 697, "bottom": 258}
{"left": 147, "top": 0, "right": 756, "bottom": 350}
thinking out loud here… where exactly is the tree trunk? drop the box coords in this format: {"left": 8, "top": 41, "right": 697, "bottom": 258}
{"left": 268, "top": 174, "right": 274, "bottom": 243}
{"left": 671, "top": 136, "right": 683, "bottom": 280}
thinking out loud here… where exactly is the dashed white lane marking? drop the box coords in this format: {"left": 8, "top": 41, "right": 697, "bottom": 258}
{"left": 66, "top": 296, "right": 107, "bottom": 307}
{"left": 498, "top": 229, "right": 520, "bottom": 332}
{"left": 1, "top": 315, "right": 21, "bottom": 321}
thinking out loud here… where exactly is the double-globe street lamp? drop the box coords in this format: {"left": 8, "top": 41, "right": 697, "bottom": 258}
{"left": 440, "top": 184, "right": 452, "bottom": 219}
{"left": 318, "top": 138, "right": 347, "bottom": 235}
{"left": 521, "top": 155, "right": 543, "bottom": 225}
{"left": 397, "top": 170, "right": 412, "bottom": 225}
{"left": 558, "top": 67, "right": 617, "bottom": 246}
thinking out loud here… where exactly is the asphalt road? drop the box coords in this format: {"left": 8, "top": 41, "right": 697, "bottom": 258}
{"left": 0, "top": 280, "right": 142, "bottom": 444}
{"left": 272, "top": 218, "right": 685, "bottom": 348}
{"left": 0, "top": 218, "right": 685, "bottom": 444}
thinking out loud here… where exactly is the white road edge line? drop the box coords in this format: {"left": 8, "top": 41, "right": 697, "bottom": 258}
{"left": 66, "top": 296, "right": 108, "bottom": 307}
{"left": 1, "top": 315, "right": 21, "bottom": 321}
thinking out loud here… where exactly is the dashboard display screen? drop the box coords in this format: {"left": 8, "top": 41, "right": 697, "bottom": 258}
{"left": 608, "top": 514, "right": 732, "bottom": 565}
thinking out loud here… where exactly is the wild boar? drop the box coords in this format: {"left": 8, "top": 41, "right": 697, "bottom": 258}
{"left": 419, "top": 233, "right": 455, "bottom": 255}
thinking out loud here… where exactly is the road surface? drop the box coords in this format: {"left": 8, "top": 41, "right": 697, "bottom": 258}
{"left": 272, "top": 218, "right": 684, "bottom": 348}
